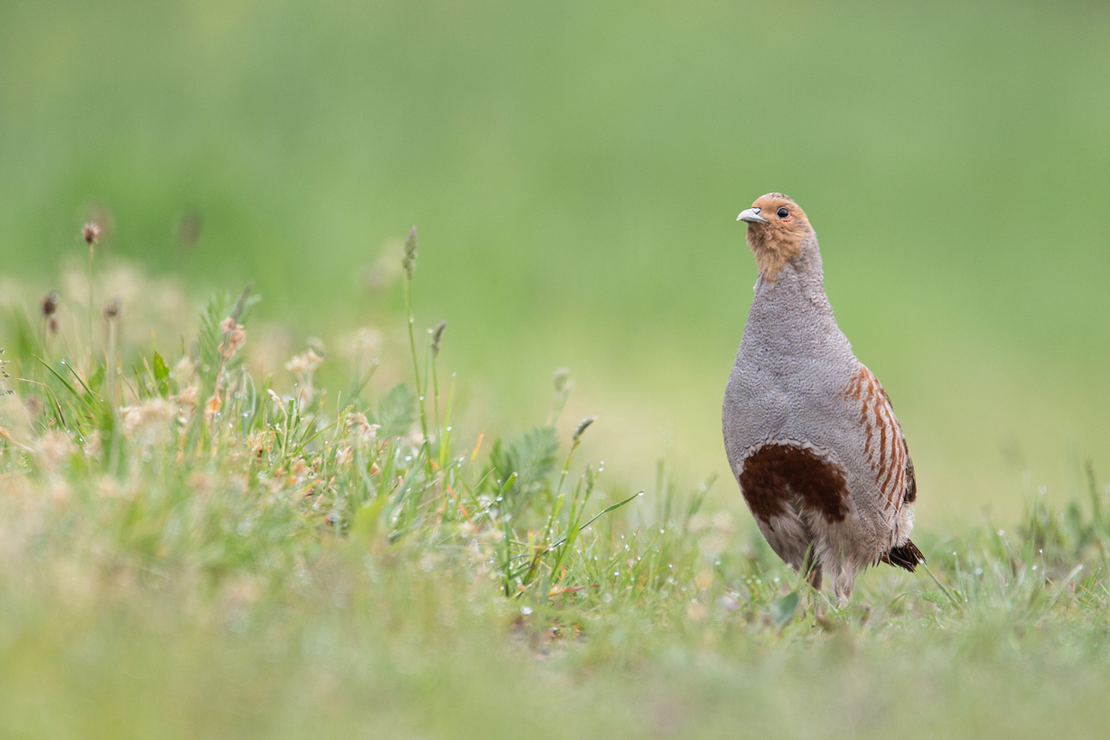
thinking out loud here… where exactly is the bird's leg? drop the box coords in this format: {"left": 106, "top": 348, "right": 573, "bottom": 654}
{"left": 802, "top": 541, "right": 823, "bottom": 591}
{"left": 833, "top": 572, "right": 852, "bottom": 608}
{"left": 805, "top": 560, "right": 823, "bottom": 592}
{"left": 804, "top": 549, "right": 824, "bottom": 618}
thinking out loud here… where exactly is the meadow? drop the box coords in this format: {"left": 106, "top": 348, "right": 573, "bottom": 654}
{"left": 2, "top": 0, "right": 1110, "bottom": 736}
{"left": 2, "top": 256, "right": 1109, "bottom": 739}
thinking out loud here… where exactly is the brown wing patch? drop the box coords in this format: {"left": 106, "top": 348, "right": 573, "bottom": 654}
{"left": 844, "top": 366, "right": 909, "bottom": 512}
{"left": 739, "top": 444, "right": 849, "bottom": 528}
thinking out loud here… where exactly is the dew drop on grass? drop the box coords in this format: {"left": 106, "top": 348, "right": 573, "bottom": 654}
{"left": 1032, "top": 565, "right": 1038, "bottom": 571}
{"left": 998, "top": 529, "right": 1005, "bottom": 537}
{"left": 520, "top": 606, "right": 533, "bottom": 616}
{"left": 974, "top": 567, "right": 983, "bottom": 576}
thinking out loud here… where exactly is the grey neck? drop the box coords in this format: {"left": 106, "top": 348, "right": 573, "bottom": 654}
{"left": 755, "top": 234, "right": 829, "bottom": 309}
{"left": 744, "top": 234, "right": 850, "bottom": 359}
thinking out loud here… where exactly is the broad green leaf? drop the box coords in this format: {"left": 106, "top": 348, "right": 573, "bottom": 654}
{"left": 771, "top": 591, "right": 800, "bottom": 628}
{"left": 152, "top": 351, "right": 170, "bottom": 396}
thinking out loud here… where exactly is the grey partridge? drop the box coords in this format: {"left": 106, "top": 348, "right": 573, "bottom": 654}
{"left": 722, "top": 193, "right": 923, "bottom": 603}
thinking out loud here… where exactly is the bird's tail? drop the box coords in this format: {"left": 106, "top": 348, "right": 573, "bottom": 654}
{"left": 880, "top": 540, "right": 925, "bottom": 573}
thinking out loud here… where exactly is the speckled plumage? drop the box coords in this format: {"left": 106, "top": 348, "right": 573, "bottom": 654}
{"left": 723, "top": 193, "right": 922, "bottom": 603}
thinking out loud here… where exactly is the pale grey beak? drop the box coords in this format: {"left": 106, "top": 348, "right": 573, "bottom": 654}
{"left": 737, "top": 207, "right": 768, "bottom": 224}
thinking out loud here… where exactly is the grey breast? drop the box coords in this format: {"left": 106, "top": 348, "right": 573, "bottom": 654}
{"left": 722, "top": 239, "right": 860, "bottom": 477}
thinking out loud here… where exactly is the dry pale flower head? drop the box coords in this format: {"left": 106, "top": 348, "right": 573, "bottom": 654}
{"left": 35, "top": 430, "right": 77, "bottom": 471}
{"left": 175, "top": 385, "right": 199, "bottom": 426}
{"left": 121, "top": 399, "right": 177, "bottom": 446}
{"left": 285, "top": 349, "right": 323, "bottom": 378}
{"left": 345, "top": 412, "right": 380, "bottom": 445}
{"left": 172, "top": 356, "right": 197, "bottom": 384}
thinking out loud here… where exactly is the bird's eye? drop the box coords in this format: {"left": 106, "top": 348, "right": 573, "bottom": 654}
{"left": 777, "top": 207, "right": 790, "bottom": 219}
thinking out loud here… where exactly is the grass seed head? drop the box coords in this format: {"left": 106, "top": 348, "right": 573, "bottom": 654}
{"left": 41, "top": 291, "right": 59, "bottom": 318}
{"left": 431, "top": 320, "right": 447, "bottom": 355}
{"left": 573, "top": 415, "right": 597, "bottom": 442}
{"left": 82, "top": 221, "right": 101, "bottom": 245}
{"left": 402, "top": 226, "right": 418, "bottom": 279}
{"left": 103, "top": 297, "right": 121, "bottom": 320}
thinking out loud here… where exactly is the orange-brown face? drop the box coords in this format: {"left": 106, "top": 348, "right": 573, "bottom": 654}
{"left": 737, "top": 193, "right": 813, "bottom": 281}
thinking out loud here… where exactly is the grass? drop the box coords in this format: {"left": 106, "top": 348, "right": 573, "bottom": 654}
{"left": 3, "top": 250, "right": 1110, "bottom": 739}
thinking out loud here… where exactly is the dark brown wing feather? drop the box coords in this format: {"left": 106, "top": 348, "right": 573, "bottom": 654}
{"left": 880, "top": 540, "right": 925, "bottom": 573}
{"left": 903, "top": 445, "right": 917, "bottom": 503}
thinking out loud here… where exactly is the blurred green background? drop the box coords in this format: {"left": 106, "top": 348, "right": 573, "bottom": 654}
{"left": 2, "top": 0, "right": 1108, "bottom": 522}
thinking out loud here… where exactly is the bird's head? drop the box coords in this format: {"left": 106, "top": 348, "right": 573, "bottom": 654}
{"left": 737, "top": 193, "right": 813, "bottom": 281}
